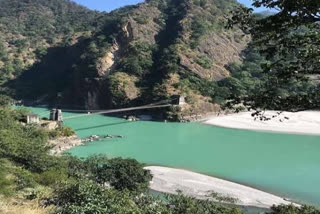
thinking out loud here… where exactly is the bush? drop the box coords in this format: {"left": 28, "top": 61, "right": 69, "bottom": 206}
{"left": 117, "top": 42, "right": 154, "bottom": 77}
{"left": 90, "top": 157, "right": 152, "bottom": 192}
{"left": 0, "top": 95, "right": 14, "bottom": 106}
{"left": 195, "top": 55, "right": 212, "bottom": 69}
{"left": 0, "top": 160, "right": 14, "bottom": 196}
{"left": 13, "top": 167, "right": 36, "bottom": 191}
{"left": 49, "top": 126, "right": 75, "bottom": 139}
{"left": 53, "top": 180, "right": 144, "bottom": 214}
{"left": 168, "top": 194, "right": 243, "bottom": 214}
{"left": 53, "top": 180, "right": 246, "bottom": 214}
{"left": 0, "top": 107, "right": 60, "bottom": 172}
{"left": 270, "top": 204, "right": 320, "bottom": 214}
{"left": 35, "top": 169, "right": 68, "bottom": 187}
{"left": 57, "top": 126, "right": 74, "bottom": 137}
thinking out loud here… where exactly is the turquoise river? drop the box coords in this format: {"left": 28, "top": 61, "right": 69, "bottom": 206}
{"left": 29, "top": 107, "right": 320, "bottom": 206}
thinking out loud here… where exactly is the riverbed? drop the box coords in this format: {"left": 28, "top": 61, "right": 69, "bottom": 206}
{"left": 28, "top": 107, "right": 320, "bottom": 206}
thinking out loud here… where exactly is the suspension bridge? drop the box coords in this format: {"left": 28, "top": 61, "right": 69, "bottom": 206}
{"left": 46, "top": 96, "right": 185, "bottom": 122}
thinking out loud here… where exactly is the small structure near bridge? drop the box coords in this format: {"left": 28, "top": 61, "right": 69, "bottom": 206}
{"left": 50, "top": 109, "right": 63, "bottom": 122}
{"left": 26, "top": 114, "right": 40, "bottom": 124}
{"left": 172, "top": 95, "right": 186, "bottom": 106}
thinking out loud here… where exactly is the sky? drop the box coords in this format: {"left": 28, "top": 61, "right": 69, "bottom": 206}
{"left": 72, "top": 0, "right": 270, "bottom": 13}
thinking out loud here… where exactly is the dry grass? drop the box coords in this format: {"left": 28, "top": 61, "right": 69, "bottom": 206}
{"left": 0, "top": 200, "right": 53, "bottom": 214}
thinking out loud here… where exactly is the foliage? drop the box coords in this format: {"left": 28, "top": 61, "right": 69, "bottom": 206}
{"left": 13, "top": 166, "right": 37, "bottom": 191}
{"left": 195, "top": 55, "right": 213, "bottom": 69}
{"left": 64, "top": 155, "right": 152, "bottom": 193}
{"left": 179, "top": 72, "right": 218, "bottom": 101}
{"left": 0, "top": 107, "right": 59, "bottom": 172}
{"left": 270, "top": 204, "right": 320, "bottom": 214}
{"left": 0, "top": 95, "right": 14, "bottom": 106}
{"left": 190, "top": 15, "right": 212, "bottom": 48}
{"left": 53, "top": 180, "right": 144, "bottom": 214}
{"left": 0, "top": 159, "right": 14, "bottom": 196}
{"left": 0, "top": 108, "right": 320, "bottom": 214}
{"left": 208, "top": 191, "right": 239, "bottom": 203}
{"left": 35, "top": 169, "right": 68, "bottom": 187}
{"left": 0, "top": 0, "right": 246, "bottom": 110}
{"left": 107, "top": 73, "right": 133, "bottom": 107}
{"left": 167, "top": 193, "right": 243, "bottom": 214}
{"left": 227, "top": 0, "right": 320, "bottom": 110}
{"left": 49, "top": 126, "right": 75, "bottom": 139}
{"left": 92, "top": 158, "right": 152, "bottom": 192}
{"left": 0, "top": 0, "right": 101, "bottom": 81}
{"left": 215, "top": 48, "right": 265, "bottom": 103}
{"left": 117, "top": 42, "right": 155, "bottom": 77}
{"left": 53, "top": 181, "right": 246, "bottom": 214}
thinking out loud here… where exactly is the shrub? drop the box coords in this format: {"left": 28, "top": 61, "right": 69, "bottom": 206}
{"left": 0, "top": 95, "right": 14, "bottom": 106}
{"left": 49, "top": 126, "right": 75, "bottom": 139}
{"left": 0, "top": 160, "right": 14, "bottom": 196}
{"left": 195, "top": 55, "right": 212, "bottom": 69}
{"left": 270, "top": 204, "right": 320, "bottom": 214}
{"left": 56, "top": 126, "right": 75, "bottom": 137}
{"left": 91, "top": 157, "right": 152, "bottom": 192}
{"left": 13, "top": 167, "right": 36, "bottom": 191}
{"left": 35, "top": 169, "right": 68, "bottom": 187}
{"left": 53, "top": 180, "right": 143, "bottom": 214}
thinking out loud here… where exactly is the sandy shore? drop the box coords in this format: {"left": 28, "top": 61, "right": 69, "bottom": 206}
{"left": 204, "top": 111, "right": 320, "bottom": 135}
{"left": 145, "top": 166, "right": 295, "bottom": 208}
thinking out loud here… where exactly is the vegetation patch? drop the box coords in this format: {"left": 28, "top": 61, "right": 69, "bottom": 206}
{"left": 194, "top": 55, "right": 213, "bottom": 69}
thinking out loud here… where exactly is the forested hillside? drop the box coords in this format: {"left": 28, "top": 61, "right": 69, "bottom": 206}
{"left": 0, "top": 0, "right": 318, "bottom": 119}
{"left": 0, "top": 0, "right": 101, "bottom": 82}
{"left": 0, "top": 0, "right": 249, "bottom": 120}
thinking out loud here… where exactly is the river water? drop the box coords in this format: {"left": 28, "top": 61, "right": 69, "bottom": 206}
{"left": 29, "top": 107, "right": 320, "bottom": 206}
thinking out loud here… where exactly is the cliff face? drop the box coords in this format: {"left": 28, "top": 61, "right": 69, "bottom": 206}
{"left": 1, "top": 0, "right": 249, "bottom": 115}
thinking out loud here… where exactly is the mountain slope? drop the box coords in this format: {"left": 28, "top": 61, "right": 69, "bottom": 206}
{"left": 1, "top": 0, "right": 249, "bottom": 119}
{"left": 0, "top": 0, "right": 100, "bottom": 82}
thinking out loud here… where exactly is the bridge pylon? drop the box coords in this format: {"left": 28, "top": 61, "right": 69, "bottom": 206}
{"left": 50, "top": 108, "right": 63, "bottom": 122}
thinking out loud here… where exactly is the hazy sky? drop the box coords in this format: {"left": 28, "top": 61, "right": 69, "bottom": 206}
{"left": 73, "top": 0, "right": 268, "bottom": 12}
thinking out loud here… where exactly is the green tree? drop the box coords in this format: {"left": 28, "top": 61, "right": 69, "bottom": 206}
{"left": 0, "top": 95, "right": 14, "bottom": 106}
{"left": 92, "top": 158, "right": 152, "bottom": 192}
{"left": 270, "top": 204, "right": 320, "bottom": 214}
{"left": 228, "top": 0, "right": 320, "bottom": 110}
{"left": 168, "top": 194, "right": 243, "bottom": 214}
{"left": 53, "top": 180, "right": 142, "bottom": 214}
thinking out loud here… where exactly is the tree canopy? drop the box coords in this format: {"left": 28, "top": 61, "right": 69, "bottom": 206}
{"left": 227, "top": 0, "right": 320, "bottom": 111}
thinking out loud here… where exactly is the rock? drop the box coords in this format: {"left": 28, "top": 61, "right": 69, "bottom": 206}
{"left": 49, "top": 135, "right": 83, "bottom": 155}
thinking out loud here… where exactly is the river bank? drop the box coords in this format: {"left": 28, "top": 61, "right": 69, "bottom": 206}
{"left": 145, "top": 166, "right": 296, "bottom": 208}
{"left": 49, "top": 135, "right": 83, "bottom": 155}
{"left": 204, "top": 111, "right": 320, "bottom": 135}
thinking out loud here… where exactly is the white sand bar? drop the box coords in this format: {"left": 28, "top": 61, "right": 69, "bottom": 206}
{"left": 146, "top": 166, "right": 294, "bottom": 208}
{"left": 204, "top": 111, "right": 320, "bottom": 135}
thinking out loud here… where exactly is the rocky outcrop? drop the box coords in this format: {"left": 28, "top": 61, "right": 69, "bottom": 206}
{"left": 96, "top": 41, "right": 119, "bottom": 77}
{"left": 49, "top": 135, "right": 83, "bottom": 155}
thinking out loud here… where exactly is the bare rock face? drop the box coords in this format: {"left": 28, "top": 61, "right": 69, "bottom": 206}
{"left": 86, "top": 91, "right": 100, "bottom": 110}
{"left": 96, "top": 41, "right": 119, "bottom": 77}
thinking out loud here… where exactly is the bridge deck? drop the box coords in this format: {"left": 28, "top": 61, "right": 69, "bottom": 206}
{"left": 63, "top": 104, "right": 172, "bottom": 120}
